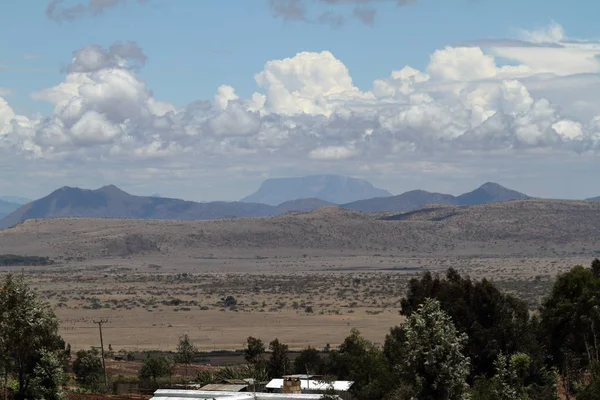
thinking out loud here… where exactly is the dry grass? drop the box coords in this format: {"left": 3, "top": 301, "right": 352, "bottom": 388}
{"left": 0, "top": 199, "right": 598, "bottom": 352}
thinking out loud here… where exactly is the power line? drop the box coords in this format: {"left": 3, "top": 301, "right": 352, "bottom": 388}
{"left": 93, "top": 319, "right": 109, "bottom": 391}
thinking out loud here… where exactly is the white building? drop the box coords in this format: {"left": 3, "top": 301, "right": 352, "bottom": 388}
{"left": 150, "top": 389, "right": 341, "bottom": 400}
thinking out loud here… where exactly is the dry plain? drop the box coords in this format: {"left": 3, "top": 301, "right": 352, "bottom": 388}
{"left": 1, "top": 200, "right": 599, "bottom": 352}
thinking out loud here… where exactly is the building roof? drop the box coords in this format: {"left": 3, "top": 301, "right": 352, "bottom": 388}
{"left": 151, "top": 389, "right": 338, "bottom": 400}
{"left": 282, "top": 375, "right": 323, "bottom": 380}
{"left": 266, "top": 379, "right": 353, "bottom": 392}
{"left": 200, "top": 384, "right": 248, "bottom": 392}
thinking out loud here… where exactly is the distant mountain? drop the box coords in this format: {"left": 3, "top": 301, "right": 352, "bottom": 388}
{"left": 343, "top": 190, "right": 456, "bottom": 213}
{"left": 587, "top": 196, "right": 600, "bottom": 201}
{"left": 0, "top": 185, "right": 331, "bottom": 229}
{"left": 0, "top": 182, "right": 533, "bottom": 229}
{"left": 241, "top": 175, "right": 392, "bottom": 205}
{"left": 0, "top": 200, "right": 21, "bottom": 220}
{"left": 0, "top": 196, "right": 30, "bottom": 205}
{"left": 456, "top": 182, "right": 529, "bottom": 205}
{"left": 274, "top": 198, "right": 334, "bottom": 214}
{"left": 343, "top": 182, "right": 529, "bottom": 213}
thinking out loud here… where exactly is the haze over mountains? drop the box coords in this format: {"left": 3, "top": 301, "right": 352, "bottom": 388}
{"left": 0, "top": 176, "right": 535, "bottom": 229}
{"left": 241, "top": 175, "right": 392, "bottom": 205}
{"left": 0, "top": 200, "right": 21, "bottom": 220}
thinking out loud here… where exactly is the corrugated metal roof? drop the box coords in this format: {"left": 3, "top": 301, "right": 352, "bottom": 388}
{"left": 266, "top": 379, "right": 353, "bottom": 391}
{"left": 200, "top": 384, "right": 247, "bottom": 392}
{"left": 151, "top": 389, "right": 338, "bottom": 399}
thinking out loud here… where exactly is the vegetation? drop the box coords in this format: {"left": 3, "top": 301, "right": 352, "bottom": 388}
{"left": 0, "top": 274, "right": 68, "bottom": 400}
{"left": 176, "top": 334, "right": 196, "bottom": 379}
{"left": 294, "top": 346, "right": 324, "bottom": 375}
{"left": 244, "top": 336, "right": 266, "bottom": 366}
{"left": 138, "top": 357, "right": 173, "bottom": 386}
{"left": 0, "top": 254, "right": 54, "bottom": 266}
{"left": 390, "top": 298, "right": 470, "bottom": 400}
{"left": 73, "top": 348, "right": 104, "bottom": 392}
{"left": 267, "top": 338, "right": 291, "bottom": 378}
{"left": 7, "top": 258, "right": 600, "bottom": 399}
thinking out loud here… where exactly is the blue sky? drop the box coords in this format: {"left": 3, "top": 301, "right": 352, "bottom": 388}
{"left": 4, "top": 0, "right": 594, "bottom": 112}
{"left": 1, "top": 0, "right": 600, "bottom": 201}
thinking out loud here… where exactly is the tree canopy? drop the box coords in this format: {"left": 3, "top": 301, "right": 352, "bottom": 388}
{"left": 0, "top": 274, "right": 68, "bottom": 400}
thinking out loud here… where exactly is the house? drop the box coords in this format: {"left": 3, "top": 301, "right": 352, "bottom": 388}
{"left": 149, "top": 388, "right": 341, "bottom": 399}
{"left": 266, "top": 375, "right": 354, "bottom": 399}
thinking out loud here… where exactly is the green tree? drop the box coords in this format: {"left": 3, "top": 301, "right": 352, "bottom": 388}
{"left": 470, "top": 353, "right": 529, "bottom": 400}
{"left": 73, "top": 348, "right": 104, "bottom": 391}
{"left": 294, "top": 346, "right": 324, "bottom": 375}
{"left": 327, "top": 329, "right": 391, "bottom": 400}
{"left": 268, "top": 338, "right": 291, "bottom": 378}
{"left": 393, "top": 298, "right": 470, "bottom": 400}
{"left": 401, "top": 269, "right": 540, "bottom": 379}
{"left": 176, "top": 334, "right": 196, "bottom": 379}
{"left": 138, "top": 357, "right": 173, "bottom": 386}
{"left": 576, "top": 361, "right": 600, "bottom": 400}
{"left": 0, "top": 274, "right": 68, "bottom": 400}
{"left": 244, "top": 337, "right": 266, "bottom": 366}
{"left": 539, "top": 261, "right": 600, "bottom": 394}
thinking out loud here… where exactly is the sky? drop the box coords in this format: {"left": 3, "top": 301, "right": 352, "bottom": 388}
{"left": 1, "top": 0, "right": 600, "bottom": 201}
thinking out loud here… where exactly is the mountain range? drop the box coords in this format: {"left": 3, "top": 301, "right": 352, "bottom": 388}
{"left": 241, "top": 175, "right": 392, "bottom": 205}
{"left": 0, "top": 179, "right": 532, "bottom": 229}
{"left": 342, "top": 182, "right": 530, "bottom": 213}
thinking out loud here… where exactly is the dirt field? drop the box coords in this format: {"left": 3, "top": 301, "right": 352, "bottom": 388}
{"left": 5, "top": 254, "right": 586, "bottom": 353}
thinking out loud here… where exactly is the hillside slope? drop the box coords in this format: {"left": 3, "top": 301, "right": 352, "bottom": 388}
{"left": 1, "top": 200, "right": 598, "bottom": 260}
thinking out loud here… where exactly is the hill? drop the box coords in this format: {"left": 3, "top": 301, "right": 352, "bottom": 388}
{"left": 1, "top": 199, "right": 599, "bottom": 261}
{"left": 0, "top": 185, "right": 330, "bottom": 229}
{"left": 455, "top": 182, "right": 529, "bottom": 205}
{"left": 241, "top": 175, "right": 392, "bottom": 205}
{"left": 0, "top": 200, "right": 21, "bottom": 220}
{"left": 587, "top": 196, "right": 600, "bottom": 201}
{"left": 343, "top": 182, "right": 529, "bottom": 212}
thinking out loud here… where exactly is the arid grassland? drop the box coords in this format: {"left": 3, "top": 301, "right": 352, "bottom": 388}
{"left": 1, "top": 199, "right": 599, "bottom": 352}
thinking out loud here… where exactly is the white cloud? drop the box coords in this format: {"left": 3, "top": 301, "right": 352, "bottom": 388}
{"left": 520, "top": 22, "right": 565, "bottom": 44}
{"left": 3, "top": 22, "right": 600, "bottom": 200}
{"left": 308, "top": 145, "right": 358, "bottom": 160}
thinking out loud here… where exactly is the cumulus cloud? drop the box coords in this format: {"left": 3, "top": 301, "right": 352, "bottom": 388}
{"left": 3, "top": 22, "right": 600, "bottom": 198}
{"left": 46, "top": 0, "right": 148, "bottom": 21}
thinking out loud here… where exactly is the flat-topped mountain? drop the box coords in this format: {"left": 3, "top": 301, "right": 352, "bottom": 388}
{"left": 242, "top": 175, "right": 392, "bottom": 205}
{"left": 343, "top": 182, "right": 529, "bottom": 213}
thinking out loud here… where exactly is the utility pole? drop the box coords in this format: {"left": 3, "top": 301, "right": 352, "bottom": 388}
{"left": 93, "top": 319, "right": 109, "bottom": 391}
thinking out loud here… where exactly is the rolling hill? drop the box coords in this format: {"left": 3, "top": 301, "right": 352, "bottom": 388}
{"left": 241, "top": 175, "right": 392, "bottom": 205}
{"left": 343, "top": 182, "right": 529, "bottom": 212}
{"left": 1, "top": 199, "right": 599, "bottom": 261}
